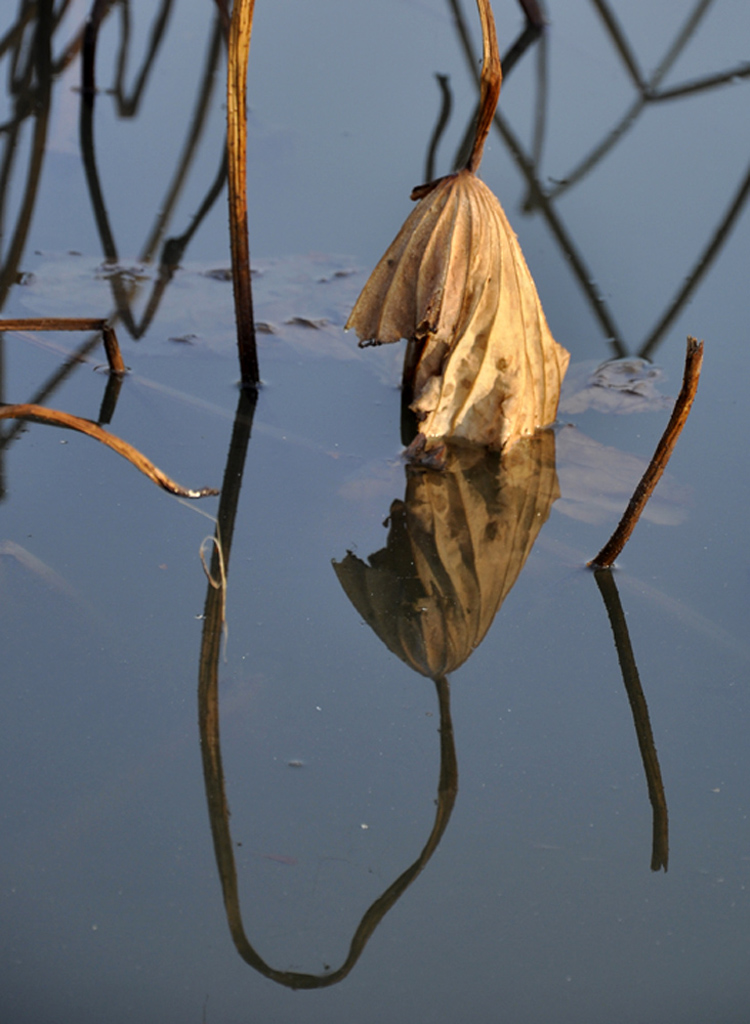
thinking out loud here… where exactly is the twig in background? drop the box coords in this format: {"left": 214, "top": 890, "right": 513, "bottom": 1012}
{"left": 0, "top": 317, "right": 126, "bottom": 375}
{"left": 424, "top": 74, "right": 453, "bottom": 184}
{"left": 589, "top": 336, "right": 703, "bottom": 568}
{"left": 516, "top": 0, "right": 546, "bottom": 29}
{"left": 0, "top": 403, "right": 217, "bottom": 498}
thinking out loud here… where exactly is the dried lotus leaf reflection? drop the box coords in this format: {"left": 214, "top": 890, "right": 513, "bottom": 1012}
{"left": 346, "top": 0, "right": 569, "bottom": 454}
{"left": 333, "top": 431, "right": 559, "bottom": 679}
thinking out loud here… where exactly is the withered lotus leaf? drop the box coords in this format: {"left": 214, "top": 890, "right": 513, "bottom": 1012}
{"left": 347, "top": 169, "right": 569, "bottom": 451}
{"left": 346, "top": 0, "right": 569, "bottom": 454}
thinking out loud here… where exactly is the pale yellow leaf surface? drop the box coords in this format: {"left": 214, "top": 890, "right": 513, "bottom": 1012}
{"left": 346, "top": 169, "right": 570, "bottom": 452}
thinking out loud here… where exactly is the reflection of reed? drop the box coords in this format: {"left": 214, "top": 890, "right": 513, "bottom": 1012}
{"left": 109, "top": 0, "right": 174, "bottom": 118}
{"left": 446, "top": 0, "right": 750, "bottom": 359}
{"left": 0, "top": 1, "right": 53, "bottom": 308}
{"left": 594, "top": 567, "right": 669, "bottom": 872}
{"left": 0, "top": 1, "right": 83, "bottom": 305}
{"left": 336, "top": 431, "right": 669, "bottom": 872}
{"left": 198, "top": 394, "right": 458, "bottom": 987}
{"left": 325, "top": 437, "right": 559, "bottom": 967}
{"left": 639, "top": 169, "right": 750, "bottom": 359}
{"left": 546, "top": 0, "right": 716, "bottom": 201}
{"left": 80, "top": 5, "right": 227, "bottom": 338}
{"left": 0, "top": 2, "right": 228, "bottom": 495}
{"left": 0, "top": 328, "right": 108, "bottom": 459}
{"left": 0, "top": 1, "right": 69, "bottom": 494}
{"left": 201, "top": 669, "right": 457, "bottom": 988}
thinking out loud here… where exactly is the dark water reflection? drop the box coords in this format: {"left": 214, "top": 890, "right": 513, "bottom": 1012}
{"left": 334, "top": 435, "right": 560, "bottom": 680}
{"left": 2, "top": 1, "right": 750, "bottom": 1021}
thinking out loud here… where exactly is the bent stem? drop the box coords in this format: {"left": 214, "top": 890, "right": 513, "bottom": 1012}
{"left": 0, "top": 317, "right": 125, "bottom": 376}
{"left": 227, "top": 0, "right": 259, "bottom": 388}
{"left": 0, "top": 403, "right": 217, "bottom": 497}
{"left": 200, "top": 663, "right": 458, "bottom": 988}
{"left": 589, "top": 336, "right": 703, "bottom": 568}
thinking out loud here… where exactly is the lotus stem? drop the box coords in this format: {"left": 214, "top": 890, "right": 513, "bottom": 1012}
{"left": 467, "top": 0, "right": 502, "bottom": 173}
{"left": 589, "top": 336, "right": 704, "bottom": 568}
{"left": 226, "top": 0, "right": 260, "bottom": 388}
{"left": 0, "top": 403, "right": 217, "bottom": 497}
{"left": 0, "top": 317, "right": 125, "bottom": 375}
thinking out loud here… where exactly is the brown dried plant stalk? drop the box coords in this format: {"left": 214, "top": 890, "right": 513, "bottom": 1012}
{"left": 0, "top": 318, "right": 125, "bottom": 375}
{"left": 346, "top": 0, "right": 569, "bottom": 456}
{"left": 226, "top": 0, "right": 259, "bottom": 387}
{"left": 589, "top": 336, "right": 704, "bottom": 568}
{"left": 0, "top": 404, "right": 218, "bottom": 498}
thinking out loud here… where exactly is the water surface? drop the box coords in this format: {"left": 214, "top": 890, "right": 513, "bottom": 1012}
{"left": 1, "top": 2, "right": 750, "bottom": 1021}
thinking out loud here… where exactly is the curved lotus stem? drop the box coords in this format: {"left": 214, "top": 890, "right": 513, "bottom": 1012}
{"left": 0, "top": 404, "right": 217, "bottom": 497}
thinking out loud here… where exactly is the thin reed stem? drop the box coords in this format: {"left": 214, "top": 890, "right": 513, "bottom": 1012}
{"left": 467, "top": 0, "right": 502, "bottom": 173}
{"left": 226, "top": 0, "right": 259, "bottom": 388}
{"left": 0, "top": 403, "right": 217, "bottom": 497}
{"left": 0, "top": 317, "right": 125, "bottom": 375}
{"left": 589, "top": 337, "right": 703, "bottom": 568}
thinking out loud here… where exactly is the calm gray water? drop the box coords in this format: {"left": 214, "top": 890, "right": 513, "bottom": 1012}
{"left": 1, "top": 1, "right": 750, "bottom": 1022}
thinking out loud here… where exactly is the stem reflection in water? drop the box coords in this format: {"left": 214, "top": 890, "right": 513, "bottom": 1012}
{"left": 447, "top": 0, "right": 750, "bottom": 359}
{"left": 80, "top": 3, "right": 228, "bottom": 340}
{"left": 594, "top": 567, "right": 669, "bottom": 872}
{"left": 196, "top": 393, "right": 458, "bottom": 989}
{"left": 0, "top": 2, "right": 229, "bottom": 491}
{"left": 335, "top": 431, "right": 669, "bottom": 873}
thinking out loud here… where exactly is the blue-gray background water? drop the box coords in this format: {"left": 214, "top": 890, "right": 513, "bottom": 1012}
{"left": 1, "top": 2, "right": 749, "bottom": 1021}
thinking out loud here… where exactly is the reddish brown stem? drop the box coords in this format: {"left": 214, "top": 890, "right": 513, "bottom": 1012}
{"left": 226, "top": 0, "right": 259, "bottom": 388}
{"left": 0, "top": 403, "right": 217, "bottom": 498}
{"left": 467, "top": 0, "right": 502, "bottom": 173}
{"left": 101, "top": 324, "right": 126, "bottom": 375}
{"left": 589, "top": 336, "right": 704, "bottom": 568}
{"left": 0, "top": 317, "right": 125, "bottom": 375}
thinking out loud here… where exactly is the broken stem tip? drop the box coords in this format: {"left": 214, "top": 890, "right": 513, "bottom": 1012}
{"left": 588, "top": 336, "right": 704, "bottom": 569}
